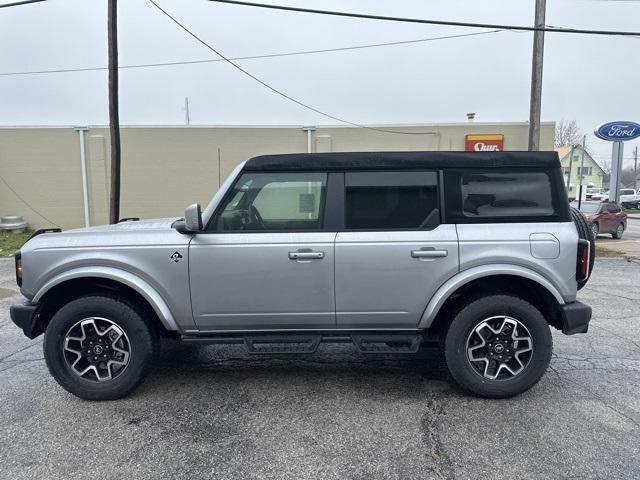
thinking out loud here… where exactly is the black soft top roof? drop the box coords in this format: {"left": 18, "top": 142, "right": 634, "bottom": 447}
{"left": 243, "top": 151, "right": 561, "bottom": 172}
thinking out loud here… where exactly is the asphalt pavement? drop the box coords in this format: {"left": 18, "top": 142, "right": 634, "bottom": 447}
{"left": 1, "top": 257, "right": 639, "bottom": 480}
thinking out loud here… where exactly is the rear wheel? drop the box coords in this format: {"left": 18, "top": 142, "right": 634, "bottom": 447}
{"left": 612, "top": 223, "right": 624, "bottom": 239}
{"left": 44, "top": 295, "right": 158, "bottom": 400}
{"left": 444, "top": 295, "right": 553, "bottom": 398}
{"left": 591, "top": 222, "right": 599, "bottom": 238}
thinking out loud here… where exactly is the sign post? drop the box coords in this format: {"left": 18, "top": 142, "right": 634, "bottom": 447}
{"left": 594, "top": 121, "right": 640, "bottom": 204}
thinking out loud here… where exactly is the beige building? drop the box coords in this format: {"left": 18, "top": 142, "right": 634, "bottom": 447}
{"left": 0, "top": 122, "right": 554, "bottom": 230}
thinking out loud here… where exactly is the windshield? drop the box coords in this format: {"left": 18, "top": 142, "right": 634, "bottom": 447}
{"left": 620, "top": 190, "right": 634, "bottom": 196}
{"left": 571, "top": 202, "right": 599, "bottom": 213}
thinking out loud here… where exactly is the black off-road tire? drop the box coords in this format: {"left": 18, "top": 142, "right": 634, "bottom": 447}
{"left": 43, "top": 295, "right": 159, "bottom": 401}
{"left": 444, "top": 295, "right": 553, "bottom": 399}
{"left": 570, "top": 206, "right": 595, "bottom": 290}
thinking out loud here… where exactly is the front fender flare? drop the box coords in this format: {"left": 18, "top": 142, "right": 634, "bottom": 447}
{"left": 418, "top": 264, "right": 566, "bottom": 329}
{"left": 32, "top": 266, "right": 180, "bottom": 331}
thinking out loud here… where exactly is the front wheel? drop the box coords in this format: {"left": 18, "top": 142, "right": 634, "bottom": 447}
{"left": 44, "top": 295, "right": 158, "bottom": 400}
{"left": 591, "top": 222, "right": 599, "bottom": 239}
{"left": 444, "top": 295, "right": 553, "bottom": 398}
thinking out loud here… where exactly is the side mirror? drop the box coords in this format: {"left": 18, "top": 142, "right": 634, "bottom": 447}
{"left": 174, "top": 203, "right": 203, "bottom": 234}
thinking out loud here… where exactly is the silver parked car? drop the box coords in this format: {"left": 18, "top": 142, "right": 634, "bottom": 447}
{"left": 10, "top": 151, "right": 593, "bottom": 400}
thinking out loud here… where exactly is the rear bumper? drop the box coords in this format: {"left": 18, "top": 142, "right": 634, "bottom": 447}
{"left": 9, "top": 299, "right": 42, "bottom": 339}
{"left": 560, "top": 301, "right": 592, "bottom": 335}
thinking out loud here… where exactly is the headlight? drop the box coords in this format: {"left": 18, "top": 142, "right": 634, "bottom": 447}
{"left": 15, "top": 251, "right": 22, "bottom": 287}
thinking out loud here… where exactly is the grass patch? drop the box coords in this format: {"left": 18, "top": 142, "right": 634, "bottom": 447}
{"left": 0, "top": 230, "right": 33, "bottom": 257}
{"left": 595, "top": 244, "right": 625, "bottom": 257}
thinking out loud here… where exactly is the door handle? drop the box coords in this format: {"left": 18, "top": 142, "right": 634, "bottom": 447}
{"left": 411, "top": 249, "right": 448, "bottom": 259}
{"left": 288, "top": 251, "right": 324, "bottom": 260}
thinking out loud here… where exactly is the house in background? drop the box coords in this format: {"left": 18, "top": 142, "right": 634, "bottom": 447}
{"left": 556, "top": 145, "right": 605, "bottom": 199}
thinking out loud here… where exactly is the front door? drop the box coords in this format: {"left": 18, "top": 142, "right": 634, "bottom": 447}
{"left": 189, "top": 171, "right": 336, "bottom": 331}
{"left": 334, "top": 171, "right": 459, "bottom": 329}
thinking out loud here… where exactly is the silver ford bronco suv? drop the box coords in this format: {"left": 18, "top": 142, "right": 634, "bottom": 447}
{"left": 10, "top": 151, "right": 594, "bottom": 400}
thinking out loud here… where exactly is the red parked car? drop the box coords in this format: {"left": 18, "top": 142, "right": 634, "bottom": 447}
{"left": 571, "top": 201, "right": 627, "bottom": 239}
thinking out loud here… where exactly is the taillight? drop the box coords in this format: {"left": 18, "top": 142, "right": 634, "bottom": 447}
{"left": 576, "top": 239, "right": 590, "bottom": 282}
{"left": 15, "top": 251, "right": 22, "bottom": 287}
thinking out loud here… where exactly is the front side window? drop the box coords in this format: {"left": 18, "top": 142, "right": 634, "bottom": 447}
{"left": 460, "top": 171, "right": 554, "bottom": 218}
{"left": 213, "top": 172, "right": 326, "bottom": 231}
{"left": 345, "top": 171, "right": 439, "bottom": 230}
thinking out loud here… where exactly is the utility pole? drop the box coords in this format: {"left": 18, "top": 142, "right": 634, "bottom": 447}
{"left": 527, "top": 0, "right": 546, "bottom": 151}
{"left": 184, "top": 97, "right": 191, "bottom": 125}
{"left": 634, "top": 145, "right": 638, "bottom": 191}
{"left": 108, "top": 0, "right": 121, "bottom": 224}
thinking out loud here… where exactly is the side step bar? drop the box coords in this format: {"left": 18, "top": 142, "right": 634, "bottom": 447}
{"left": 181, "top": 332, "right": 423, "bottom": 354}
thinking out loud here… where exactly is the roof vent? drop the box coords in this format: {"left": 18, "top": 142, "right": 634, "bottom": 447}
{"left": 0, "top": 215, "right": 28, "bottom": 233}
{"left": 466, "top": 112, "right": 476, "bottom": 122}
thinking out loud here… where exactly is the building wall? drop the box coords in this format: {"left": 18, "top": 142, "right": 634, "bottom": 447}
{"left": 0, "top": 122, "right": 555, "bottom": 230}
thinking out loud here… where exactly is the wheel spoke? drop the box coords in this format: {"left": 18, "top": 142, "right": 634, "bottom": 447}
{"left": 62, "top": 317, "right": 131, "bottom": 383}
{"left": 466, "top": 315, "right": 534, "bottom": 381}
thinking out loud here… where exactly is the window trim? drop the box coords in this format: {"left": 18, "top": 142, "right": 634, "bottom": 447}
{"left": 342, "top": 169, "right": 442, "bottom": 232}
{"left": 205, "top": 170, "right": 329, "bottom": 233}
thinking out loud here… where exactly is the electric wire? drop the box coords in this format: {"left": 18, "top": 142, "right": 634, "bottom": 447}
{"left": 0, "top": 173, "right": 62, "bottom": 227}
{"left": 207, "top": 0, "right": 640, "bottom": 37}
{"left": 0, "top": 29, "right": 504, "bottom": 77}
{"left": 148, "top": 0, "right": 438, "bottom": 135}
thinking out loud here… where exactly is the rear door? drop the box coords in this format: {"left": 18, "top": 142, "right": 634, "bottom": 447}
{"left": 334, "top": 171, "right": 459, "bottom": 329}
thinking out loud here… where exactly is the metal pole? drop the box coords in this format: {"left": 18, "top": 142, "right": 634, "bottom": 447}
{"left": 302, "top": 126, "right": 315, "bottom": 153}
{"left": 108, "top": 0, "right": 121, "bottom": 224}
{"left": 185, "top": 97, "right": 190, "bottom": 125}
{"left": 610, "top": 141, "right": 624, "bottom": 204}
{"left": 577, "top": 135, "right": 586, "bottom": 209}
{"left": 566, "top": 144, "right": 574, "bottom": 199}
{"left": 527, "top": 0, "right": 546, "bottom": 151}
{"left": 634, "top": 145, "right": 638, "bottom": 191}
{"left": 75, "top": 127, "right": 91, "bottom": 227}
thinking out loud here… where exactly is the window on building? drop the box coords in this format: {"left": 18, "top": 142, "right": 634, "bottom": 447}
{"left": 576, "top": 167, "right": 592, "bottom": 176}
{"left": 214, "top": 172, "right": 326, "bottom": 231}
{"left": 345, "top": 171, "right": 439, "bottom": 229}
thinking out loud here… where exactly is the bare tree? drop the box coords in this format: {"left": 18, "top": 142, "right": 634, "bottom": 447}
{"left": 555, "top": 119, "right": 581, "bottom": 147}
{"left": 621, "top": 166, "right": 637, "bottom": 187}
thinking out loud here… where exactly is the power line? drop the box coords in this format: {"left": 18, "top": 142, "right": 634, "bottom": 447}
{"left": 0, "top": 0, "right": 46, "bottom": 8}
{"left": 148, "top": 0, "right": 437, "bottom": 136}
{"left": 207, "top": 0, "right": 640, "bottom": 37}
{"left": 0, "top": 30, "right": 504, "bottom": 77}
{"left": 0, "top": 173, "right": 61, "bottom": 227}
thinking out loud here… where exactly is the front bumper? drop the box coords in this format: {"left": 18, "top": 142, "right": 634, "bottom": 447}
{"left": 560, "top": 301, "right": 592, "bottom": 335}
{"left": 9, "top": 299, "right": 43, "bottom": 339}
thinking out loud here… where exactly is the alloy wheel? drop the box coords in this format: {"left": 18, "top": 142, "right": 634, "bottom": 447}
{"left": 466, "top": 316, "right": 533, "bottom": 380}
{"left": 62, "top": 317, "right": 131, "bottom": 382}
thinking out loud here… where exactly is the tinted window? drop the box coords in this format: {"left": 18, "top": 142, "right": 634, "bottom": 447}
{"left": 607, "top": 203, "right": 621, "bottom": 213}
{"left": 461, "top": 172, "right": 554, "bottom": 218}
{"left": 214, "top": 172, "right": 326, "bottom": 231}
{"left": 345, "top": 171, "right": 439, "bottom": 229}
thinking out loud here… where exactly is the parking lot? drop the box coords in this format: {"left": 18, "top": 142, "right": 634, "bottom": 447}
{"left": 1, "top": 256, "right": 639, "bottom": 480}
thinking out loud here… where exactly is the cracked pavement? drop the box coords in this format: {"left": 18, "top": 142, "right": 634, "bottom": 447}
{"left": 1, "top": 257, "right": 639, "bottom": 479}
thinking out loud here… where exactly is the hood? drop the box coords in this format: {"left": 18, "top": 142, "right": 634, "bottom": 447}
{"left": 64, "top": 217, "right": 179, "bottom": 234}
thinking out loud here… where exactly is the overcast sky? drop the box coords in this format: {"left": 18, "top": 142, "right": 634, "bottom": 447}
{"left": 1, "top": 0, "right": 639, "bottom": 167}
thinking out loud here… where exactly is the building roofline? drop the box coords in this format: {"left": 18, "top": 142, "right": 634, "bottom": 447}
{"left": 0, "top": 121, "right": 556, "bottom": 130}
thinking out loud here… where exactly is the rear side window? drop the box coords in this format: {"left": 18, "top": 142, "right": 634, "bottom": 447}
{"left": 345, "top": 171, "right": 439, "bottom": 230}
{"left": 444, "top": 169, "right": 567, "bottom": 223}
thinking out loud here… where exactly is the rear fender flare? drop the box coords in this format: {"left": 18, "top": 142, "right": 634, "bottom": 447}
{"left": 418, "top": 264, "right": 565, "bottom": 329}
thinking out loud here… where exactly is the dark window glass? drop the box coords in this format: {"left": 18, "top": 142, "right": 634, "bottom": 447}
{"left": 214, "top": 172, "right": 326, "bottom": 231}
{"left": 461, "top": 172, "right": 554, "bottom": 218}
{"left": 607, "top": 203, "right": 621, "bottom": 213}
{"left": 345, "top": 171, "right": 439, "bottom": 229}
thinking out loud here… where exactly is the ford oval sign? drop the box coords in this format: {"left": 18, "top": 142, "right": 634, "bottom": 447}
{"left": 595, "top": 121, "right": 640, "bottom": 142}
